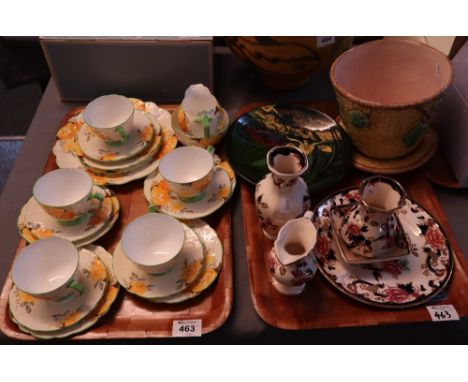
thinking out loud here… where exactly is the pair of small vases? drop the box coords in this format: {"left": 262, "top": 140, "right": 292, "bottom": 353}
{"left": 255, "top": 146, "right": 317, "bottom": 295}
{"left": 255, "top": 145, "right": 408, "bottom": 295}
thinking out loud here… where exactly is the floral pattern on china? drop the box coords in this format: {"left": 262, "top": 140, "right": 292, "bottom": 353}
{"left": 52, "top": 98, "right": 178, "bottom": 186}
{"left": 312, "top": 187, "right": 453, "bottom": 307}
{"left": 336, "top": 175, "right": 409, "bottom": 259}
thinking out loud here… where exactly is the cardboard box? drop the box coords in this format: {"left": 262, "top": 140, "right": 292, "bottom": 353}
{"left": 40, "top": 37, "right": 213, "bottom": 102}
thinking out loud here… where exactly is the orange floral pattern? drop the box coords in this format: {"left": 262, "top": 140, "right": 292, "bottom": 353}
{"left": 182, "top": 260, "right": 203, "bottom": 285}
{"left": 151, "top": 180, "right": 184, "bottom": 213}
{"left": 20, "top": 227, "right": 38, "bottom": 243}
{"left": 139, "top": 124, "right": 154, "bottom": 143}
{"left": 17, "top": 290, "right": 35, "bottom": 304}
{"left": 87, "top": 171, "right": 109, "bottom": 186}
{"left": 57, "top": 121, "right": 81, "bottom": 140}
{"left": 93, "top": 285, "right": 119, "bottom": 316}
{"left": 156, "top": 135, "right": 177, "bottom": 160}
{"left": 216, "top": 185, "right": 231, "bottom": 201}
{"left": 30, "top": 226, "right": 54, "bottom": 240}
{"left": 178, "top": 108, "right": 189, "bottom": 132}
{"left": 87, "top": 198, "right": 112, "bottom": 227}
{"left": 128, "top": 281, "right": 148, "bottom": 296}
{"left": 89, "top": 259, "right": 107, "bottom": 283}
{"left": 130, "top": 98, "right": 145, "bottom": 111}
{"left": 101, "top": 152, "right": 118, "bottom": 161}
{"left": 58, "top": 310, "right": 82, "bottom": 328}
{"left": 191, "top": 268, "right": 218, "bottom": 293}
{"left": 217, "top": 161, "right": 235, "bottom": 183}
{"left": 191, "top": 175, "right": 212, "bottom": 193}
{"left": 42, "top": 206, "right": 77, "bottom": 220}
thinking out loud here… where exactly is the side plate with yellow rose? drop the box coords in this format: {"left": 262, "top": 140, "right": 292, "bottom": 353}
{"left": 9, "top": 248, "right": 108, "bottom": 333}
{"left": 112, "top": 224, "right": 204, "bottom": 299}
{"left": 144, "top": 161, "right": 236, "bottom": 220}
{"left": 10, "top": 245, "right": 120, "bottom": 339}
{"left": 149, "top": 218, "right": 223, "bottom": 304}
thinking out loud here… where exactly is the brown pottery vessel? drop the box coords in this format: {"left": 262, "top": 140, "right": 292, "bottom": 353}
{"left": 330, "top": 39, "right": 453, "bottom": 159}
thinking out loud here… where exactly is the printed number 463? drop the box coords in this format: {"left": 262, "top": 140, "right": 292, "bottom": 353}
{"left": 434, "top": 311, "right": 452, "bottom": 320}
{"left": 179, "top": 325, "right": 196, "bottom": 333}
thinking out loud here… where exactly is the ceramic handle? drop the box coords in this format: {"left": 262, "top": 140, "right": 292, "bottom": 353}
{"left": 195, "top": 113, "right": 212, "bottom": 138}
{"left": 206, "top": 145, "right": 215, "bottom": 155}
{"left": 67, "top": 279, "right": 84, "bottom": 295}
{"left": 116, "top": 126, "right": 128, "bottom": 141}
{"left": 88, "top": 192, "right": 104, "bottom": 202}
{"left": 303, "top": 210, "right": 314, "bottom": 220}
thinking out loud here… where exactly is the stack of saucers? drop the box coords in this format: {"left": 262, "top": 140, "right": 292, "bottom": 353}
{"left": 8, "top": 238, "right": 120, "bottom": 339}
{"left": 113, "top": 213, "right": 223, "bottom": 304}
{"left": 17, "top": 168, "right": 120, "bottom": 247}
{"left": 53, "top": 95, "right": 177, "bottom": 186}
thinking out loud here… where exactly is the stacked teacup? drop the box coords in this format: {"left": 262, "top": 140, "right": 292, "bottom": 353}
{"left": 17, "top": 168, "right": 119, "bottom": 246}
{"left": 75, "top": 95, "right": 167, "bottom": 181}
{"left": 8, "top": 237, "right": 118, "bottom": 338}
{"left": 171, "top": 84, "right": 230, "bottom": 148}
{"left": 113, "top": 213, "right": 224, "bottom": 303}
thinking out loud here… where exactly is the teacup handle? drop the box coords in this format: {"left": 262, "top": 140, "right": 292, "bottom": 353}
{"left": 67, "top": 279, "right": 84, "bottom": 295}
{"left": 195, "top": 113, "right": 212, "bottom": 138}
{"left": 88, "top": 192, "right": 104, "bottom": 202}
{"left": 206, "top": 145, "right": 215, "bottom": 155}
{"left": 116, "top": 126, "right": 128, "bottom": 141}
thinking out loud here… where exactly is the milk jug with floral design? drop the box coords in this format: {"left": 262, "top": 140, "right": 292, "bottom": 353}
{"left": 339, "top": 175, "right": 407, "bottom": 258}
{"left": 255, "top": 145, "right": 310, "bottom": 239}
{"left": 267, "top": 211, "right": 318, "bottom": 295}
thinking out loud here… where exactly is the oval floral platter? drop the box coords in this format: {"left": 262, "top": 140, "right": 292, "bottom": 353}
{"left": 312, "top": 187, "right": 454, "bottom": 308}
{"left": 226, "top": 104, "right": 353, "bottom": 191}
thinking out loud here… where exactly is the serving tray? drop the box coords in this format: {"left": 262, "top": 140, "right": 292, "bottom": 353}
{"left": 240, "top": 102, "right": 468, "bottom": 330}
{"left": 0, "top": 106, "right": 233, "bottom": 340}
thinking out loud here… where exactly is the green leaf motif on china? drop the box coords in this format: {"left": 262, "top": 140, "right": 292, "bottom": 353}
{"left": 403, "top": 122, "right": 429, "bottom": 148}
{"left": 349, "top": 110, "right": 369, "bottom": 128}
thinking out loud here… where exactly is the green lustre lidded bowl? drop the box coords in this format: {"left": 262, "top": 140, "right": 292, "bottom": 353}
{"left": 330, "top": 39, "right": 454, "bottom": 160}
{"left": 226, "top": 104, "right": 353, "bottom": 191}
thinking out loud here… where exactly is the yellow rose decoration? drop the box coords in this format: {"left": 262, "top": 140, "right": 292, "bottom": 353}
{"left": 60, "top": 311, "right": 82, "bottom": 328}
{"left": 129, "top": 281, "right": 148, "bottom": 296}
{"left": 151, "top": 180, "right": 170, "bottom": 207}
{"left": 89, "top": 259, "right": 107, "bottom": 283}
{"left": 94, "top": 285, "right": 119, "bottom": 317}
{"left": 191, "top": 268, "right": 218, "bottom": 294}
{"left": 139, "top": 125, "right": 153, "bottom": 143}
{"left": 130, "top": 98, "right": 145, "bottom": 111}
{"left": 57, "top": 122, "right": 80, "bottom": 140}
{"left": 182, "top": 260, "right": 203, "bottom": 285}
{"left": 178, "top": 108, "right": 189, "bottom": 132}
{"left": 216, "top": 186, "right": 231, "bottom": 201}
{"left": 21, "top": 227, "right": 38, "bottom": 243}
{"left": 101, "top": 152, "right": 118, "bottom": 161}
{"left": 217, "top": 161, "right": 235, "bottom": 183}
{"left": 87, "top": 198, "right": 112, "bottom": 227}
{"left": 88, "top": 171, "right": 109, "bottom": 186}
{"left": 30, "top": 226, "right": 54, "bottom": 240}
{"left": 17, "top": 290, "right": 35, "bottom": 303}
{"left": 156, "top": 136, "right": 177, "bottom": 160}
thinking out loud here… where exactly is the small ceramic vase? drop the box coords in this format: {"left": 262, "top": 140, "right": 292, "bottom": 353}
{"left": 255, "top": 145, "right": 310, "bottom": 239}
{"left": 339, "top": 175, "right": 407, "bottom": 258}
{"left": 267, "top": 211, "right": 318, "bottom": 295}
